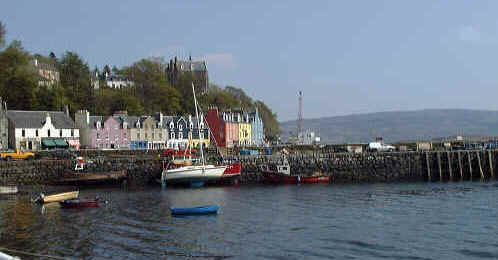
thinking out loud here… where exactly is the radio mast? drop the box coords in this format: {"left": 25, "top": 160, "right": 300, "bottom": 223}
{"left": 298, "top": 90, "right": 302, "bottom": 140}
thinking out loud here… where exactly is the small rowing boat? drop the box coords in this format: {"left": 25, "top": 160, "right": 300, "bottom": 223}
{"left": 59, "top": 198, "right": 100, "bottom": 208}
{"left": 170, "top": 205, "right": 219, "bottom": 216}
{"left": 35, "top": 191, "right": 79, "bottom": 204}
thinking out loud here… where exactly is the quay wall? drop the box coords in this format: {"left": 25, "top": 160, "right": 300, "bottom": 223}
{"left": 1, "top": 150, "right": 497, "bottom": 185}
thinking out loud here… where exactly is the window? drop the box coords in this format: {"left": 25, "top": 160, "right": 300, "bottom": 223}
{"left": 22, "top": 129, "right": 25, "bottom": 137}
{"left": 159, "top": 133, "right": 162, "bottom": 139}
{"left": 48, "top": 130, "right": 51, "bottom": 137}
{"left": 60, "top": 130, "right": 62, "bottom": 137}
{"left": 170, "top": 122, "right": 174, "bottom": 129}
{"left": 179, "top": 124, "right": 183, "bottom": 131}
{"left": 36, "top": 130, "right": 39, "bottom": 137}
{"left": 179, "top": 132, "right": 183, "bottom": 139}
{"left": 145, "top": 133, "right": 148, "bottom": 139}
{"left": 152, "top": 133, "right": 155, "bottom": 139}
{"left": 137, "top": 133, "right": 140, "bottom": 139}
{"left": 170, "top": 132, "right": 175, "bottom": 139}
{"left": 70, "top": 129, "right": 74, "bottom": 137}
{"left": 97, "top": 133, "right": 100, "bottom": 139}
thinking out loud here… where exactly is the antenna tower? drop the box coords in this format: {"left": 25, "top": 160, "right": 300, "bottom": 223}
{"left": 298, "top": 90, "right": 302, "bottom": 138}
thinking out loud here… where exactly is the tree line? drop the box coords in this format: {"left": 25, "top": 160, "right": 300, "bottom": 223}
{"left": 0, "top": 21, "right": 281, "bottom": 141}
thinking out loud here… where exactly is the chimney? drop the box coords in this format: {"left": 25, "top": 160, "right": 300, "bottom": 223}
{"left": 64, "top": 104, "right": 69, "bottom": 117}
{"left": 45, "top": 112, "right": 52, "bottom": 125}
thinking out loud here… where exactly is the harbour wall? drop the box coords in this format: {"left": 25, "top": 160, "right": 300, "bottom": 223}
{"left": 1, "top": 150, "right": 497, "bottom": 185}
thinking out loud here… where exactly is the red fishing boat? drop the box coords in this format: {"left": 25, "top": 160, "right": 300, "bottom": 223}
{"left": 300, "top": 175, "right": 330, "bottom": 184}
{"left": 59, "top": 198, "right": 100, "bottom": 208}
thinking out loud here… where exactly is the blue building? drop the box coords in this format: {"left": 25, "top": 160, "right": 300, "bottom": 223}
{"left": 249, "top": 108, "right": 264, "bottom": 146}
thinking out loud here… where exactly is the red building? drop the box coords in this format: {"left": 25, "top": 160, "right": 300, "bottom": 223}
{"left": 206, "top": 108, "right": 239, "bottom": 148}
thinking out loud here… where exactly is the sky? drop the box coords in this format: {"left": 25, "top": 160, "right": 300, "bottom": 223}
{"left": 2, "top": 1, "right": 498, "bottom": 121}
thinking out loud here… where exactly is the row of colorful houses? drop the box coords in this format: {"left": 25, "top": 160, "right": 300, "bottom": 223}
{"left": 0, "top": 96, "right": 265, "bottom": 151}
{"left": 75, "top": 110, "right": 210, "bottom": 150}
{"left": 206, "top": 107, "right": 265, "bottom": 148}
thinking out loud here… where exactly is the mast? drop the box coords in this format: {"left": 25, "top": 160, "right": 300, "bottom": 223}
{"left": 192, "top": 83, "right": 205, "bottom": 168}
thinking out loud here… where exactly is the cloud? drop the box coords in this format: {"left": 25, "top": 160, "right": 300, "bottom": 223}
{"left": 458, "top": 25, "right": 482, "bottom": 43}
{"left": 201, "top": 53, "right": 236, "bottom": 70}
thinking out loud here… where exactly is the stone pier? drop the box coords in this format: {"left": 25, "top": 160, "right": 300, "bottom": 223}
{"left": 1, "top": 150, "right": 497, "bottom": 186}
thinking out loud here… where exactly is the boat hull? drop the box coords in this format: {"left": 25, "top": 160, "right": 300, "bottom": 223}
{"left": 60, "top": 198, "right": 100, "bottom": 208}
{"left": 41, "top": 191, "right": 79, "bottom": 203}
{"left": 55, "top": 171, "right": 127, "bottom": 185}
{"left": 162, "top": 165, "right": 227, "bottom": 185}
{"left": 300, "top": 175, "right": 330, "bottom": 184}
{"left": 170, "top": 205, "right": 219, "bottom": 215}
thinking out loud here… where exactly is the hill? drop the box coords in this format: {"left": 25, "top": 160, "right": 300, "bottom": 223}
{"left": 280, "top": 109, "right": 498, "bottom": 144}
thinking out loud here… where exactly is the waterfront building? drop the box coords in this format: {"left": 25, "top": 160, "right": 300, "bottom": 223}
{"left": 75, "top": 110, "right": 129, "bottom": 149}
{"left": 249, "top": 108, "right": 264, "bottom": 146}
{"left": 8, "top": 107, "right": 79, "bottom": 151}
{"left": 163, "top": 116, "right": 189, "bottom": 149}
{"left": 236, "top": 112, "right": 251, "bottom": 146}
{"left": 206, "top": 108, "right": 240, "bottom": 148}
{"left": 166, "top": 56, "right": 209, "bottom": 94}
{"left": 186, "top": 114, "right": 210, "bottom": 148}
{"left": 130, "top": 115, "right": 168, "bottom": 149}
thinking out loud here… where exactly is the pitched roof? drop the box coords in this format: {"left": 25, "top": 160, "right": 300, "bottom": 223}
{"left": 7, "top": 111, "right": 75, "bottom": 129}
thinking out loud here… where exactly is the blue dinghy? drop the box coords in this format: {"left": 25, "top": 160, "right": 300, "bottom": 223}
{"left": 170, "top": 205, "right": 219, "bottom": 215}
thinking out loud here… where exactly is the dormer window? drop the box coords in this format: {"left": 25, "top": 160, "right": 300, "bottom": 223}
{"left": 179, "top": 124, "right": 183, "bottom": 131}
{"left": 170, "top": 122, "right": 174, "bottom": 129}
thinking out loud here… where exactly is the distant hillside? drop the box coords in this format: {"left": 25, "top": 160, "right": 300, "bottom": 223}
{"left": 280, "top": 109, "right": 498, "bottom": 144}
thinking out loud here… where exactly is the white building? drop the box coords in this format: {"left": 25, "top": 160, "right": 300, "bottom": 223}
{"left": 298, "top": 129, "right": 320, "bottom": 145}
{"left": 105, "top": 74, "right": 134, "bottom": 89}
{"left": 7, "top": 108, "right": 80, "bottom": 151}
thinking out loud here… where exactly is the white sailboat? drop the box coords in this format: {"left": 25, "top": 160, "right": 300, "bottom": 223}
{"left": 160, "top": 83, "right": 227, "bottom": 186}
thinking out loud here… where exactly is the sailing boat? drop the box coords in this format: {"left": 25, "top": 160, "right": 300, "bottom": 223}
{"left": 160, "top": 84, "right": 227, "bottom": 187}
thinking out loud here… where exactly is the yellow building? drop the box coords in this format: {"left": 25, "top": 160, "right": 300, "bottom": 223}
{"left": 238, "top": 122, "right": 251, "bottom": 146}
{"left": 187, "top": 114, "right": 211, "bottom": 148}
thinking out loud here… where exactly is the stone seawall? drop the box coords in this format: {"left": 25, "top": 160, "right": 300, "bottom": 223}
{"left": 1, "top": 150, "right": 497, "bottom": 186}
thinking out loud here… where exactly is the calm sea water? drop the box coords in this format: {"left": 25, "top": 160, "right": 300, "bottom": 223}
{"left": 1, "top": 181, "right": 498, "bottom": 259}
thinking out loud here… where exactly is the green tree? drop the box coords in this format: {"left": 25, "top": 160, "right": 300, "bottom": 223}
{"left": 225, "top": 86, "right": 254, "bottom": 110}
{"left": 0, "top": 21, "right": 5, "bottom": 49}
{"left": 0, "top": 40, "right": 38, "bottom": 109}
{"left": 255, "top": 100, "right": 281, "bottom": 141}
{"left": 58, "top": 51, "right": 93, "bottom": 114}
{"left": 122, "top": 58, "right": 181, "bottom": 115}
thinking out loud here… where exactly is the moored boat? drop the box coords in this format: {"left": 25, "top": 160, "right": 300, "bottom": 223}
{"left": 54, "top": 170, "right": 127, "bottom": 185}
{"left": 59, "top": 198, "right": 100, "bottom": 208}
{"left": 159, "top": 83, "right": 228, "bottom": 187}
{"left": 36, "top": 191, "right": 79, "bottom": 203}
{"left": 0, "top": 185, "right": 18, "bottom": 195}
{"left": 261, "top": 157, "right": 330, "bottom": 184}
{"left": 300, "top": 175, "right": 330, "bottom": 184}
{"left": 170, "top": 205, "right": 219, "bottom": 215}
